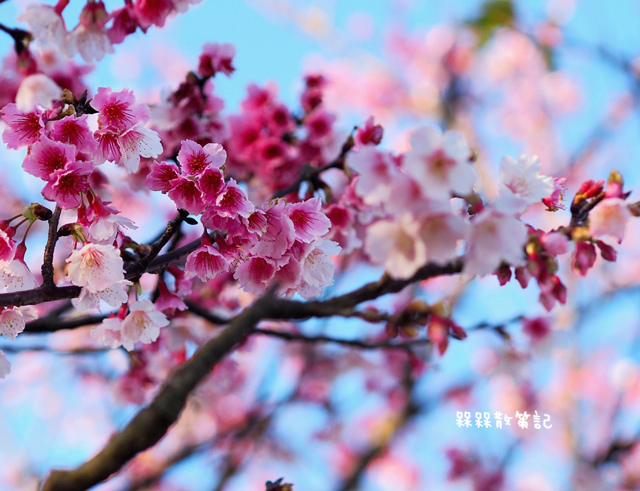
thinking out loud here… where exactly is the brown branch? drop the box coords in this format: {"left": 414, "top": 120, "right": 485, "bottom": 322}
{"left": 41, "top": 260, "right": 462, "bottom": 490}
{"left": 41, "top": 290, "right": 275, "bottom": 491}
{"left": 25, "top": 312, "right": 107, "bottom": 333}
{"left": 253, "top": 327, "right": 430, "bottom": 351}
{"left": 41, "top": 205, "right": 62, "bottom": 289}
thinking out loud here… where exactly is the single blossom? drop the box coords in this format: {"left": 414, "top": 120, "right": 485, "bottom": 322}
{"left": 464, "top": 208, "right": 528, "bottom": 276}
{"left": 186, "top": 238, "right": 229, "bottom": 281}
{"left": 1, "top": 104, "right": 45, "bottom": 149}
{"left": 0, "top": 259, "right": 39, "bottom": 292}
{"left": 42, "top": 160, "right": 93, "bottom": 209}
{"left": 66, "top": 243, "right": 125, "bottom": 292}
{"left": 120, "top": 300, "right": 170, "bottom": 350}
{"left": 15, "top": 74, "right": 62, "bottom": 111}
{"left": 403, "top": 126, "right": 476, "bottom": 201}
{"left": 197, "top": 43, "right": 236, "bottom": 78}
{"left": 22, "top": 135, "right": 77, "bottom": 180}
{"left": 588, "top": 197, "right": 632, "bottom": 243}
{"left": 73, "top": 280, "right": 132, "bottom": 311}
{"left": 0, "top": 306, "right": 38, "bottom": 341}
{"left": 494, "top": 154, "right": 555, "bottom": 214}
{"left": 91, "top": 316, "right": 124, "bottom": 349}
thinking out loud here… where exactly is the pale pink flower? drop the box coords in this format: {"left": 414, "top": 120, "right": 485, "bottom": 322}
{"left": 0, "top": 259, "right": 38, "bottom": 292}
{"left": 15, "top": 74, "right": 62, "bottom": 111}
{"left": 0, "top": 350, "right": 9, "bottom": 378}
{"left": 1, "top": 103, "right": 45, "bottom": 149}
{"left": 589, "top": 197, "right": 632, "bottom": 243}
{"left": 417, "top": 208, "right": 468, "bottom": 264}
{"left": 96, "top": 126, "right": 163, "bottom": 173}
{"left": 0, "top": 306, "right": 38, "bottom": 340}
{"left": 91, "top": 317, "right": 124, "bottom": 349}
{"left": 286, "top": 198, "right": 331, "bottom": 243}
{"left": 347, "top": 146, "right": 398, "bottom": 206}
{"left": 67, "top": 1, "right": 113, "bottom": 63}
{"left": 120, "top": 300, "right": 170, "bottom": 350}
{"left": 73, "top": 281, "right": 132, "bottom": 311}
{"left": 494, "top": 154, "right": 554, "bottom": 214}
{"left": 365, "top": 214, "right": 426, "bottom": 279}
{"left": 296, "top": 239, "right": 341, "bottom": 299}
{"left": 464, "top": 208, "right": 528, "bottom": 276}
{"left": 17, "top": 4, "right": 68, "bottom": 49}
{"left": 65, "top": 243, "right": 125, "bottom": 292}
{"left": 88, "top": 213, "right": 137, "bottom": 244}
{"left": 403, "top": 126, "right": 476, "bottom": 201}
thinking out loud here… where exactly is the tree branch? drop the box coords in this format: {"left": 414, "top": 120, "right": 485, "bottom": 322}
{"left": 41, "top": 205, "right": 62, "bottom": 289}
{"left": 41, "top": 260, "right": 463, "bottom": 490}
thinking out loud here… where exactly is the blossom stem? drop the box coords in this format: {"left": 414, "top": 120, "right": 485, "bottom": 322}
{"left": 41, "top": 205, "right": 61, "bottom": 289}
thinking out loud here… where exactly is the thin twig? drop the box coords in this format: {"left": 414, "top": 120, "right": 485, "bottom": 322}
{"left": 41, "top": 206, "right": 62, "bottom": 289}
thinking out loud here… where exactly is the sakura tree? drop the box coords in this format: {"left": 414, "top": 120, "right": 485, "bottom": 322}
{"left": 1, "top": 0, "right": 640, "bottom": 490}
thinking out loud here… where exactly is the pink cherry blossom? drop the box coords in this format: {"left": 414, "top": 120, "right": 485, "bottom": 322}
{"left": 403, "top": 126, "right": 476, "bottom": 201}
{"left": 0, "top": 306, "right": 38, "bottom": 340}
{"left": 213, "top": 179, "right": 254, "bottom": 219}
{"left": 185, "top": 236, "right": 229, "bottom": 281}
{"left": 66, "top": 1, "right": 113, "bottom": 63}
{"left": 540, "top": 231, "right": 571, "bottom": 256}
{"left": 234, "top": 256, "right": 278, "bottom": 294}
{"left": 286, "top": 198, "right": 331, "bottom": 243}
{"left": 15, "top": 74, "right": 62, "bottom": 111}
{"left": 167, "top": 177, "right": 206, "bottom": 214}
{"left": 92, "top": 87, "right": 150, "bottom": 133}
{"left": 49, "top": 115, "right": 98, "bottom": 155}
{"left": 347, "top": 146, "right": 398, "bottom": 206}
{"left": 1, "top": 103, "right": 45, "bottom": 149}
{"left": 571, "top": 241, "right": 597, "bottom": 276}
{"left": 73, "top": 281, "right": 132, "bottom": 311}
{"left": 91, "top": 316, "right": 125, "bottom": 349}
{"left": 365, "top": 214, "right": 426, "bottom": 279}
{"left": 42, "top": 160, "right": 93, "bottom": 209}
{"left": 494, "top": 154, "right": 554, "bottom": 214}
{"left": 134, "top": 0, "right": 175, "bottom": 29}
{"left": 66, "top": 243, "right": 125, "bottom": 292}
{"left": 464, "top": 208, "right": 528, "bottom": 276}
{"left": 120, "top": 300, "right": 170, "bottom": 350}
{"left": 22, "top": 135, "right": 76, "bottom": 180}
{"left": 417, "top": 208, "right": 468, "bottom": 264}
{"left": 96, "top": 125, "right": 163, "bottom": 173}
{"left": 0, "top": 350, "right": 9, "bottom": 378}
{"left": 197, "top": 43, "right": 236, "bottom": 78}
{"left": 0, "top": 259, "right": 39, "bottom": 292}
{"left": 589, "top": 197, "right": 632, "bottom": 243}
{"left": 146, "top": 160, "right": 181, "bottom": 192}
{"left": 17, "top": 4, "right": 68, "bottom": 50}
{"left": 178, "top": 140, "right": 226, "bottom": 176}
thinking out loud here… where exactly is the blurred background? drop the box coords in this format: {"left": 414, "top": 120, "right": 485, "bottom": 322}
{"left": 2, "top": 1, "right": 640, "bottom": 490}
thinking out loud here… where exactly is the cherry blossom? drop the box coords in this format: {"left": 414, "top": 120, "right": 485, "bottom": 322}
{"left": 0, "top": 104, "right": 45, "bottom": 149}
{"left": 464, "top": 208, "right": 528, "bottom": 276}
{"left": 15, "top": 74, "right": 62, "bottom": 111}
{"left": 0, "top": 306, "right": 38, "bottom": 340}
{"left": 65, "top": 242, "right": 125, "bottom": 292}
{"left": 403, "top": 126, "right": 476, "bottom": 201}
{"left": 185, "top": 235, "right": 229, "bottom": 281}
{"left": 494, "top": 154, "right": 555, "bottom": 214}
{"left": 589, "top": 197, "right": 632, "bottom": 243}
{"left": 120, "top": 300, "right": 170, "bottom": 350}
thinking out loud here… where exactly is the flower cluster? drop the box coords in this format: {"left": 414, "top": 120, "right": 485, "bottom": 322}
{"left": 148, "top": 139, "right": 340, "bottom": 299}
{"left": 18, "top": 0, "right": 202, "bottom": 63}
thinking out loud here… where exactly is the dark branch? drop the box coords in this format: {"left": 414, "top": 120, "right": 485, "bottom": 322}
{"left": 41, "top": 205, "right": 62, "bottom": 288}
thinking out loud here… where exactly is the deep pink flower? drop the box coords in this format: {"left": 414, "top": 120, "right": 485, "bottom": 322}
{"left": 234, "top": 256, "right": 277, "bottom": 294}
{"left": 198, "top": 166, "right": 225, "bottom": 203}
{"left": 185, "top": 235, "right": 229, "bottom": 281}
{"left": 1, "top": 103, "right": 45, "bottom": 149}
{"left": 92, "top": 87, "right": 150, "bottom": 133}
{"left": 22, "top": 135, "right": 76, "bottom": 180}
{"left": 214, "top": 179, "right": 254, "bottom": 219}
{"left": 49, "top": 115, "right": 98, "bottom": 155}
{"left": 305, "top": 108, "right": 336, "bottom": 140}
{"left": 197, "top": 43, "right": 236, "bottom": 78}
{"left": 146, "top": 160, "right": 180, "bottom": 192}
{"left": 42, "top": 160, "right": 93, "bottom": 209}
{"left": 134, "top": 0, "right": 175, "bottom": 28}
{"left": 167, "top": 177, "right": 205, "bottom": 214}
{"left": 522, "top": 316, "right": 551, "bottom": 342}
{"left": 355, "top": 116, "right": 383, "bottom": 146}
{"left": 178, "top": 140, "right": 226, "bottom": 176}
